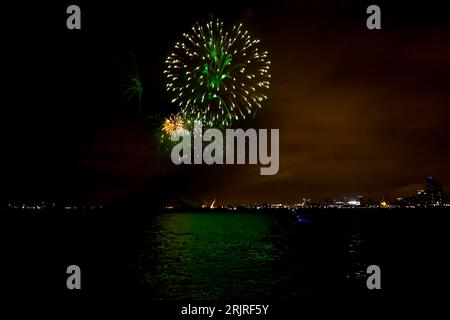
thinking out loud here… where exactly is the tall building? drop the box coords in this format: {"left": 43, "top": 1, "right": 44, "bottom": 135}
{"left": 425, "top": 176, "right": 445, "bottom": 206}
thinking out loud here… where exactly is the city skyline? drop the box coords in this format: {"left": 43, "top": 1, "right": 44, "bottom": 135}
{"left": 4, "top": 176, "right": 448, "bottom": 209}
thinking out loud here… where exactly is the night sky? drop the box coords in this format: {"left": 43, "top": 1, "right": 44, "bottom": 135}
{"left": 2, "top": 1, "right": 450, "bottom": 205}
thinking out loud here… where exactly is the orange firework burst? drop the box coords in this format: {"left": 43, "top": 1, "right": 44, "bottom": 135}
{"left": 162, "top": 114, "right": 185, "bottom": 136}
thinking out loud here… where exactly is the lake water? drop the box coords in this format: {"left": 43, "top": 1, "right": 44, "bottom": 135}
{"left": 133, "top": 211, "right": 374, "bottom": 300}
{"left": 141, "top": 212, "right": 291, "bottom": 299}
{"left": 4, "top": 208, "right": 447, "bottom": 302}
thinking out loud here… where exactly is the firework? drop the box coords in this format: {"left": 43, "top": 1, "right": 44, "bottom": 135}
{"left": 164, "top": 19, "right": 271, "bottom": 127}
{"left": 162, "top": 114, "right": 185, "bottom": 136}
{"left": 113, "top": 52, "right": 143, "bottom": 112}
{"left": 159, "top": 113, "right": 191, "bottom": 157}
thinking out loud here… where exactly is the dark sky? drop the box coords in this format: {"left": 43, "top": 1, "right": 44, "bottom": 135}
{"left": 2, "top": 1, "right": 450, "bottom": 205}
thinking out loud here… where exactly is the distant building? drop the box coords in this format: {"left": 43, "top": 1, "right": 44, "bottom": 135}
{"left": 425, "top": 176, "right": 445, "bottom": 206}
{"left": 357, "top": 195, "right": 364, "bottom": 206}
{"left": 398, "top": 177, "right": 447, "bottom": 208}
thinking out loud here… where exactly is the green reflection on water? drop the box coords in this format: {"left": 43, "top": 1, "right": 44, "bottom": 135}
{"left": 146, "top": 212, "right": 277, "bottom": 300}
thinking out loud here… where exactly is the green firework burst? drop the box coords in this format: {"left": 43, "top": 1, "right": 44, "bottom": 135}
{"left": 164, "top": 19, "right": 271, "bottom": 127}
{"left": 113, "top": 52, "right": 143, "bottom": 112}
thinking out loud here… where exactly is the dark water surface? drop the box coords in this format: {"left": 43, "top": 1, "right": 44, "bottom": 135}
{"left": 141, "top": 212, "right": 298, "bottom": 299}
{"left": 136, "top": 211, "right": 385, "bottom": 300}
{"left": 3, "top": 208, "right": 449, "bottom": 305}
